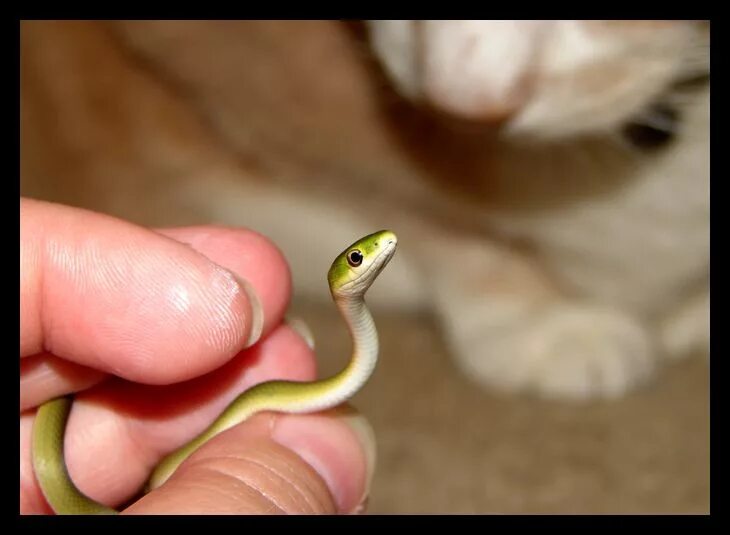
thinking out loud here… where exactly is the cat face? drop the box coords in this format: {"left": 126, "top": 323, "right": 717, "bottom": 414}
{"left": 366, "top": 20, "right": 709, "bottom": 141}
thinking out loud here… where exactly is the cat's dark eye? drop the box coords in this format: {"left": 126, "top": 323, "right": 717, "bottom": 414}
{"left": 622, "top": 102, "right": 679, "bottom": 151}
{"left": 347, "top": 250, "right": 363, "bottom": 267}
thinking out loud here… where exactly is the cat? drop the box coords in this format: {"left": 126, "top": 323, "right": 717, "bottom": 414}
{"left": 20, "top": 20, "right": 709, "bottom": 400}
{"left": 364, "top": 20, "right": 710, "bottom": 398}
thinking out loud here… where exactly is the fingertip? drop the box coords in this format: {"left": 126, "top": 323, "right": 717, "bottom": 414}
{"left": 21, "top": 202, "right": 297, "bottom": 387}
{"left": 271, "top": 408, "right": 376, "bottom": 514}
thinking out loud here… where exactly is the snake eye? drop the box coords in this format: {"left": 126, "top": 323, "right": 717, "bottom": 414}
{"left": 347, "top": 249, "right": 363, "bottom": 267}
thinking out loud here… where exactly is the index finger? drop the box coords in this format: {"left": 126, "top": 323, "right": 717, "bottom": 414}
{"left": 20, "top": 198, "right": 291, "bottom": 391}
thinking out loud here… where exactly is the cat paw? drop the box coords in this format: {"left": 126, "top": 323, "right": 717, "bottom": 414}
{"left": 447, "top": 304, "right": 656, "bottom": 400}
{"left": 658, "top": 291, "right": 709, "bottom": 361}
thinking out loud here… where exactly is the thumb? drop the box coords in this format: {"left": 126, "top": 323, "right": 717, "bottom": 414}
{"left": 122, "top": 407, "right": 376, "bottom": 515}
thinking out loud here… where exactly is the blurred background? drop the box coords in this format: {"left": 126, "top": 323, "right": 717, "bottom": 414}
{"left": 20, "top": 20, "right": 709, "bottom": 513}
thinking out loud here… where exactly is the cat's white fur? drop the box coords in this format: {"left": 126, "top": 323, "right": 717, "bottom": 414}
{"left": 369, "top": 21, "right": 708, "bottom": 137}
{"left": 21, "top": 21, "right": 709, "bottom": 400}
{"left": 360, "top": 20, "right": 710, "bottom": 398}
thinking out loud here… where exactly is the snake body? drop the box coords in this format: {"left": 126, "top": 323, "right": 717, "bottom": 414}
{"left": 31, "top": 230, "right": 398, "bottom": 514}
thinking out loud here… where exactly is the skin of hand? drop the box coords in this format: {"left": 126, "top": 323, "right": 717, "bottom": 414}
{"left": 19, "top": 197, "right": 375, "bottom": 515}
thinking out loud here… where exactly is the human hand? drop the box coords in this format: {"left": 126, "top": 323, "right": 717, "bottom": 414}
{"left": 20, "top": 198, "right": 374, "bottom": 514}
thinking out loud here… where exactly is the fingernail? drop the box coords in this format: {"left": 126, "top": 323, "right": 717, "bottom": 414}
{"left": 351, "top": 496, "right": 370, "bottom": 515}
{"left": 232, "top": 273, "right": 264, "bottom": 348}
{"left": 285, "top": 316, "right": 316, "bottom": 349}
{"left": 339, "top": 410, "right": 376, "bottom": 514}
{"left": 272, "top": 407, "right": 376, "bottom": 514}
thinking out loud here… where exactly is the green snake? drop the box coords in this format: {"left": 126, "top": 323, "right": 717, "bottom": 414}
{"left": 31, "top": 230, "right": 398, "bottom": 514}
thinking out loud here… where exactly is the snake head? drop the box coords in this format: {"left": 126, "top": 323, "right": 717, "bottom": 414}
{"left": 327, "top": 230, "right": 398, "bottom": 298}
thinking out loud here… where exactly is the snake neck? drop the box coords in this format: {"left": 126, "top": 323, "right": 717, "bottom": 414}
{"left": 299, "top": 295, "right": 379, "bottom": 412}
{"left": 339, "top": 295, "right": 379, "bottom": 384}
